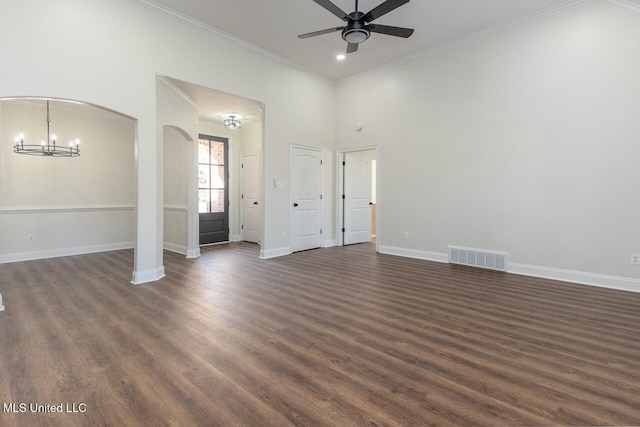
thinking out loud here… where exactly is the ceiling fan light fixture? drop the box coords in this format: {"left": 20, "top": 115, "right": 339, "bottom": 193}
{"left": 342, "top": 27, "right": 370, "bottom": 44}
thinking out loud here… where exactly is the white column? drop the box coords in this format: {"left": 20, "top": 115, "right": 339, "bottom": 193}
{"left": 131, "top": 111, "right": 166, "bottom": 284}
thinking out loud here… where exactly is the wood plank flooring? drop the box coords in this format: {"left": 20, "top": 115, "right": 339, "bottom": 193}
{"left": 0, "top": 242, "right": 639, "bottom": 426}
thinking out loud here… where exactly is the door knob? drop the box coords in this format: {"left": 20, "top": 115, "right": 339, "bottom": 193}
{"left": 293, "top": 203, "right": 299, "bottom": 207}
{"left": 369, "top": 202, "right": 373, "bottom": 205}
{"left": 253, "top": 201, "right": 258, "bottom": 205}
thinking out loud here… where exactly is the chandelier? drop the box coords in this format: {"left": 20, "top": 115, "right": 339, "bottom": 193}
{"left": 13, "top": 100, "right": 80, "bottom": 157}
{"left": 224, "top": 115, "right": 241, "bottom": 130}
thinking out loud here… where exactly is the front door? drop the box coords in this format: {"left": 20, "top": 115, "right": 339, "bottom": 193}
{"left": 198, "top": 135, "right": 229, "bottom": 245}
{"left": 344, "top": 152, "right": 373, "bottom": 245}
{"left": 291, "top": 145, "right": 323, "bottom": 252}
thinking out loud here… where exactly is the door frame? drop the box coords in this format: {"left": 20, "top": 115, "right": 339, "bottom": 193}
{"left": 336, "top": 145, "right": 380, "bottom": 251}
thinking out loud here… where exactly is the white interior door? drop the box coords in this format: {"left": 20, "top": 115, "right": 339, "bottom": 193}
{"left": 241, "top": 153, "right": 261, "bottom": 244}
{"left": 344, "top": 152, "right": 372, "bottom": 245}
{"left": 291, "top": 146, "right": 323, "bottom": 252}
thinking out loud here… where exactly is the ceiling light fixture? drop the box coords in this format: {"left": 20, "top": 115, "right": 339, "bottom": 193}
{"left": 342, "top": 19, "right": 370, "bottom": 44}
{"left": 13, "top": 100, "right": 80, "bottom": 157}
{"left": 224, "top": 115, "right": 241, "bottom": 130}
{"left": 336, "top": 54, "right": 346, "bottom": 61}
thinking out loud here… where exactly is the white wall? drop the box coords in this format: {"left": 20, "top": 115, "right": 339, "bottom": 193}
{"left": 335, "top": 1, "right": 640, "bottom": 291}
{"left": 0, "top": 99, "right": 135, "bottom": 262}
{"left": 0, "top": 0, "right": 335, "bottom": 281}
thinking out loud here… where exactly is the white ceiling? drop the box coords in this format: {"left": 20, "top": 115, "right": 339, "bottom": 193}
{"left": 147, "top": 0, "right": 591, "bottom": 81}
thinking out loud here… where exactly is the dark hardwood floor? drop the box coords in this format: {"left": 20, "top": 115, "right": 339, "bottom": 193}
{"left": 0, "top": 242, "right": 639, "bottom": 426}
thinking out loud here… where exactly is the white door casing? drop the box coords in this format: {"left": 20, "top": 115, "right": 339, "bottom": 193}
{"left": 291, "top": 145, "right": 323, "bottom": 252}
{"left": 344, "top": 152, "right": 372, "bottom": 245}
{"left": 241, "top": 153, "right": 261, "bottom": 244}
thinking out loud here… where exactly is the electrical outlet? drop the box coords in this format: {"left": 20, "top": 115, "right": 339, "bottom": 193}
{"left": 403, "top": 232, "right": 409, "bottom": 240}
{"left": 282, "top": 231, "right": 288, "bottom": 239}
{"left": 631, "top": 254, "right": 640, "bottom": 265}
{"left": 27, "top": 234, "right": 34, "bottom": 243}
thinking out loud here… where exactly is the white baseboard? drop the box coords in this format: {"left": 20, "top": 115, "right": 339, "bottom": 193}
{"left": 0, "top": 293, "right": 4, "bottom": 312}
{"left": 379, "top": 245, "right": 640, "bottom": 294}
{"left": 0, "top": 242, "right": 134, "bottom": 264}
{"left": 186, "top": 248, "right": 201, "bottom": 259}
{"left": 131, "top": 266, "right": 166, "bottom": 285}
{"left": 379, "top": 245, "right": 449, "bottom": 263}
{"left": 260, "top": 246, "right": 291, "bottom": 259}
{"left": 509, "top": 263, "right": 640, "bottom": 293}
{"left": 163, "top": 242, "right": 188, "bottom": 256}
{"left": 323, "top": 239, "right": 337, "bottom": 248}
{"left": 231, "top": 234, "right": 242, "bottom": 242}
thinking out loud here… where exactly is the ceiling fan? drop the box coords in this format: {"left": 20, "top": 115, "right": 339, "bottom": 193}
{"left": 298, "top": 0, "right": 414, "bottom": 54}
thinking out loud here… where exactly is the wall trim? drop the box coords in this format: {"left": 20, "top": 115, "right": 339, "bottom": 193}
{"left": 131, "top": 266, "right": 166, "bottom": 285}
{"left": 140, "top": 1, "right": 330, "bottom": 83}
{"left": 156, "top": 76, "right": 200, "bottom": 111}
{"left": 0, "top": 293, "right": 4, "bottom": 312}
{"left": 509, "top": 263, "right": 640, "bottom": 293}
{"left": 379, "top": 245, "right": 449, "bottom": 263}
{"left": 0, "top": 242, "right": 134, "bottom": 264}
{"left": 163, "top": 204, "right": 188, "bottom": 213}
{"left": 186, "top": 248, "right": 201, "bottom": 259}
{"left": 0, "top": 205, "right": 135, "bottom": 215}
{"left": 341, "top": 0, "right": 596, "bottom": 84}
{"left": 323, "top": 239, "right": 337, "bottom": 248}
{"left": 163, "top": 242, "right": 187, "bottom": 256}
{"left": 606, "top": 0, "right": 640, "bottom": 14}
{"left": 260, "top": 246, "right": 291, "bottom": 259}
{"left": 380, "top": 245, "right": 640, "bottom": 293}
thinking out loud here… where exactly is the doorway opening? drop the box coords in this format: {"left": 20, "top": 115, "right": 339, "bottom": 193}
{"left": 336, "top": 147, "right": 379, "bottom": 251}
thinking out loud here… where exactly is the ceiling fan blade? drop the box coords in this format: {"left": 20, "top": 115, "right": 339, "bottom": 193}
{"left": 346, "top": 42, "right": 359, "bottom": 54}
{"left": 362, "top": 0, "right": 410, "bottom": 23}
{"left": 368, "top": 24, "right": 414, "bottom": 38}
{"left": 312, "top": 0, "right": 350, "bottom": 21}
{"left": 298, "top": 26, "right": 345, "bottom": 39}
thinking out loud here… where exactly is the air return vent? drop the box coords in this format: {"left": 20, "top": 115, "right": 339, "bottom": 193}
{"left": 448, "top": 246, "right": 508, "bottom": 272}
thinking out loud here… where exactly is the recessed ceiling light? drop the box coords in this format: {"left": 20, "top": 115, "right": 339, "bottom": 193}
{"left": 336, "top": 54, "right": 346, "bottom": 61}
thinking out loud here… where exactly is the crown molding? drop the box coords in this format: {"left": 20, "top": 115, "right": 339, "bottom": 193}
{"left": 138, "top": 0, "right": 331, "bottom": 83}
{"left": 339, "top": 0, "right": 597, "bottom": 83}
{"left": 605, "top": 0, "right": 640, "bottom": 14}
{"left": 156, "top": 75, "right": 200, "bottom": 111}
